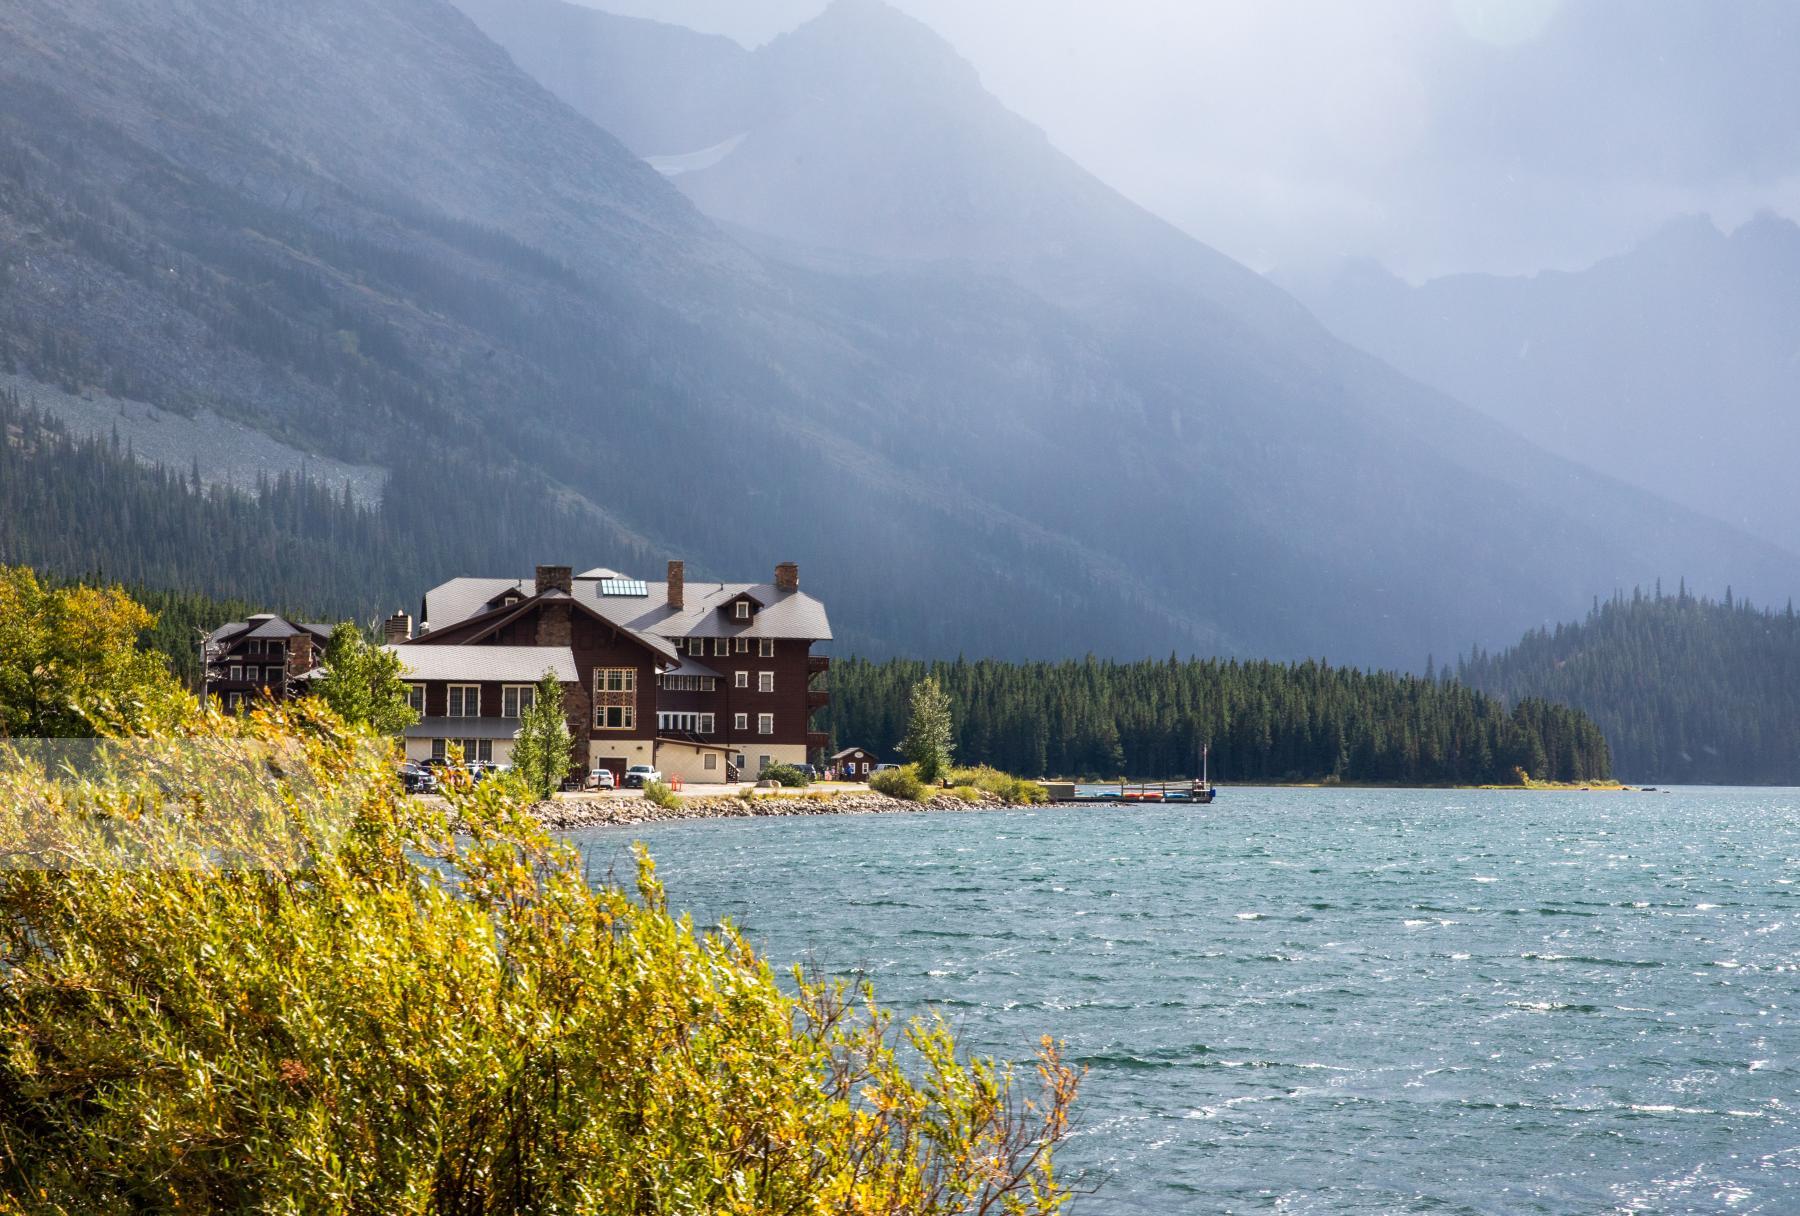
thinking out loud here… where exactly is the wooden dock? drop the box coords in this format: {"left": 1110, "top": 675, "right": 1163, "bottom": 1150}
{"left": 1041, "top": 780, "right": 1216, "bottom": 805}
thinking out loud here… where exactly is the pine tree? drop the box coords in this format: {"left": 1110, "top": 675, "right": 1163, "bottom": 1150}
{"left": 900, "top": 676, "right": 955, "bottom": 784}
{"left": 512, "top": 670, "right": 573, "bottom": 800}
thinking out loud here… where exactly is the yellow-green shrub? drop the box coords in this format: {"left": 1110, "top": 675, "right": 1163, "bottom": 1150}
{"left": 870, "top": 762, "right": 928, "bottom": 801}
{"left": 642, "top": 777, "right": 680, "bottom": 809}
{"left": 0, "top": 703, "right": 1077, "bottom": 1213}
{"left": 951, "top": 765, "right": 1051, "bottom": 805}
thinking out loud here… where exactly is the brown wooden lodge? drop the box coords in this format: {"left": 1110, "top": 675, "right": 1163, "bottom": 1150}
{"left": 210, "top": 562, "right": 832, "bottom": 785}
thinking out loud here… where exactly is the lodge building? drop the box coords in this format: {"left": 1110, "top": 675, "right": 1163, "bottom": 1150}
{"left": 202, "top": 614, "right": 334, "bottom": 710}
{"left": 387, "top": 562, "right": 831, "bottom": 784}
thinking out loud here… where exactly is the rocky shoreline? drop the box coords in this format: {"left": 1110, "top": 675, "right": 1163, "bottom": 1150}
{"left": 526, "top": 790, "right": 1013, "bottom": 831}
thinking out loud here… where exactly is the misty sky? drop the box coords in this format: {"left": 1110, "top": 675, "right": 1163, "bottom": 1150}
{"left": 577, "top": 0, "right": 1800, "bottom": 280}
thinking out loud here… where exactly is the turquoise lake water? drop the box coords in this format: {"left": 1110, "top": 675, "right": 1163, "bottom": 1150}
{"left": 570, "top": 788, "right": 1799, "bottom": 1214}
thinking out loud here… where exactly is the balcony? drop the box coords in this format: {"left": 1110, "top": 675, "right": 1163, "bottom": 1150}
{"left": 807, "top": 688, "right": 831, "bottom": 711}
{"left": 808, "top": 655, "right": 830, "bottom": 676}
{"left": 807, "top": 731, "right": 830, "bottom": 753}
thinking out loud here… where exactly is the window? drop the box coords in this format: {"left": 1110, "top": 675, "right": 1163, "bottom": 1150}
{"left": 734, "top": 713, "right": 748, "bottom": 731}
{"left": 594, "top": 667, "right": 636, "bottom": 730}
{"left": 244, "top": 666, "right": 258, "bottom": 686}
{"left": 735, "top": 671, "right": 749, "bottom": 689}
{"left": 759, "top": 639, "right": 775, "bottom": 658}
{"left": 247, "top": 639, "right": 261, "bottom": 655}
{"left": 501, "top": 684, "right": 536, "bottom": 717}
{"left": 438, "top": 739, "right": 492, "bottom": 763}
{"left": 229, "top": 665, "right": 242, "bottom": 682}
{"left": 659, "top": 674, "right": 719, "bottom": 692}
{"left": 447, "top": 684, "right": 480, "bottom": 717}
{"left": 406, "top": 684, "right": 426, "bottom": 714}
{"left": 226, "top": 692, "right": 243, "bottom": 710}
{"left": 758, "top": 713, "right": 774, "bottom": 735}
{"left": 713, "top": 637, "right": 728, "bottom": 657}
{"left": 735, "top": 637, "right": 748, "bottom": 654}
{"left": 432, "top": 739, "right": 447, "bottom": 761}
{"left": 735, "top": 753, "right": 747, "bottom": 770}
{"left": 704, "top": 753, "right": 717, "bottom": 771}
{"left": 758, "top": 671, "right": 774, "bottom": 693}
{"left": 734, "top": 601, "right": 750, "bottom": 621}
{"left": 699, "top": 713, "right": 715, "bottom": 735}
{"left": 758, "top": 754, "right": 772, "bottom": 771}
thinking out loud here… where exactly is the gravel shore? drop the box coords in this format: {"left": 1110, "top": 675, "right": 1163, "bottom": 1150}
{"left": 527, "top": 790, "right": 1012, "bottom": 831}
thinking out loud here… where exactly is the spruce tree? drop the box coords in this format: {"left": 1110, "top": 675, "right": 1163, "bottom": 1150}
{"left": 900, "top": 676, "right": 955, "bottom": 784}
{"left": 512, "top": 670, "right": 573, "bottom": 800}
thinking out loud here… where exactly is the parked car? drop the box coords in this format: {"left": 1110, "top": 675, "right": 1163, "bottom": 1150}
{"left": 872, "top": 763, "right": 901, "bottom": 773}
{"left": 396, "top": 762, "right": 436, "bottom": 794}
{"left": 792, "top": 762, "right": 819, "bottom": 781}
{"left": 622, "top": 764, "right": 662, "bottom": 789}
{"left": 587, "top": 767, "right": 617, "bottom": 791}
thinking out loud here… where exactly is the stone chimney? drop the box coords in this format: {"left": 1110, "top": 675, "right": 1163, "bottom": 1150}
{"left": 775, "top": 562, "right": 799, "bottom": 593}
{"left": 667, "top": 560, "right": 685, "bottom": 611}
{"left": 382, "top": 610, "right": 412, "bottom": 644}
{"left": 535, "top": 565, "right": 573, "bottom": 596}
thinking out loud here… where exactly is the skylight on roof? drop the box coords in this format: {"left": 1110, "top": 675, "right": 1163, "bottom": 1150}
{"left": 599, "top": 578, "right": 648, "bottom": 597}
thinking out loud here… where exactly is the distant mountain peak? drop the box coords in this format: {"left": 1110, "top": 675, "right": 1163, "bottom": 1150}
{"left": 770, "top": 0, "right": 982, "bottom": 90}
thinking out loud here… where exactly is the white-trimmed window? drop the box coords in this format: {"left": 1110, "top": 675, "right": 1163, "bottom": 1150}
{"left": 759, "top": 639, "right": 775, "bottom": 658}
{"left": 758, "top": 671, "right": 774, "bottom": 693}
{"left": 244, "top": 666, "right": 258, "bottom": 686}
{"left": 432, "top": 738, "right": 447, "bottom": 761}
{"left": 735, "top": 637, "right": 748, "bottom": 653}
{"left": 501, "top": 684, "right": 536, "bottom": 718}
{"left": 735, "top": 671, "right": 749, "bottom": 689}
{"left": 406, "top": 684, "right": 426, "bottom": 714}
{"left": 594, "top": 667, "right": 636, "bottom": 730}
{"left": 758, "top": 754, "right": 772, "bottom": 771}
{"left": 712, "top": 637, "right": 726, "bottom": 657}
{"left": 699, "top": 713, "right": 715, "bottom": 735}
{"left": 734, "top": 601, "right": 750, "bottom": 621}
{"left": 447, "top": 685, "right": 480, "bottom": 718}
{"left": 758, "top": 713, "right": 774, "bottom": 735}
{"left": 229, "top": 664, "right": 242, "bottom": 682}
{"left": 704, "top": 753, "right": 717, "bottom": 771}
{"left": 734, "top": 713, "right": 748, "bottom": 731}
{"left": 226, "top": 692, "right": 243, "bottom": 710}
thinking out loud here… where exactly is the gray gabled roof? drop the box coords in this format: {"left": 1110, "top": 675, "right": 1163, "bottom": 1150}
{"left": 207, "top": 617, "right": 333, "bottom": 646}
{"left": 420, "top": 571, "right": 831, "bottom": 644}
{"left": 383, "top": 645, "right": 577, "bottom": 684}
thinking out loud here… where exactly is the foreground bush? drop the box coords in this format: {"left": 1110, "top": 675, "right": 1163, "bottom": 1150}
{"left": 0, "top": 704, "right": 1078, "bottom": 1213}
{"left": 870, "top": 762, "right": 928, "bottom": 801}
{"left": 641, "top": 777, "right": 680, "bottom": 808}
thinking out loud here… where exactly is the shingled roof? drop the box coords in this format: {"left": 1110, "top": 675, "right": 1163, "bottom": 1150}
{"left": 421, "top": 571, "right": 832, "bottom": 643}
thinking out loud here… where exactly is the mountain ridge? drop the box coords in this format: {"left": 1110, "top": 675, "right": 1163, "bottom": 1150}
{"left": 3, "top": 0, "right": 1795, "bottom": 668}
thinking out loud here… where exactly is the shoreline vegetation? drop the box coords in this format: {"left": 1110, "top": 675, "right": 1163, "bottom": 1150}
{"left": 0, "top": 703, "right": 1080, "bottom": 1210}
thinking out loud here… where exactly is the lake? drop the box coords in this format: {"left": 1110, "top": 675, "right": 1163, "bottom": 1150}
{"left": 570, "top": 787, "right": 1798, "bottom": 1214}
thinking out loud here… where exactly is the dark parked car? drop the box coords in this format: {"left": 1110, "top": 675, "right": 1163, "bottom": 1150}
{"left": 396, "top": 762, "right": 437, "bottom": 794}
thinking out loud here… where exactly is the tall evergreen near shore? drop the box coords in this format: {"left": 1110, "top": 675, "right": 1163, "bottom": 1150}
{"left": 829, "top": 655, "right": 1611, "bottom": 785}
{"left": 1461, "top": 587, "right": 1800, "bottom": 784}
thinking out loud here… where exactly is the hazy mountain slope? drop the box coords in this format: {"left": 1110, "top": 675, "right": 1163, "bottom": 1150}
{"left": 450, "top": 0, "right": 1800, "bottom": 661}
{"left": 450, "top": 0, "right": 750, "bottom": 157}
{"left": 4, "top": 0, "right": 1797, "bottom": 669}
{"left": 1279, "top": 215, "right": 1800, "bottom": 553}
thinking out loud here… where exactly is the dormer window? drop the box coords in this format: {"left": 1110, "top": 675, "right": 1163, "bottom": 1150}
{"left": 734, "top": 601, "right": 750, "bottom": 621}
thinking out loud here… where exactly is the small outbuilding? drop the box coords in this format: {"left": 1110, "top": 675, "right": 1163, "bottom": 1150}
{"left": 831, "top": 747, "right": 878, "bottom": 779}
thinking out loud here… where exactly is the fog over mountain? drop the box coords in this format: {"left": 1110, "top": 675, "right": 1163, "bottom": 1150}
{"left": 1279, "top": 214, "right": 1800, "bottom": 554}
{"left": 4, "top": 0, "right": 1797, "bottom": 672}
{"left": 565, "top": 0, "right": 1800, "bottom": 279}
